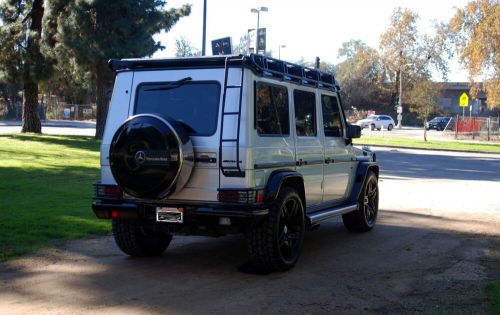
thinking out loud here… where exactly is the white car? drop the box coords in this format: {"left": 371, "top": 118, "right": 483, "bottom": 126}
{"left": 356, "top": 115, "right": 395, "bottom": 131}
{"left": 92, "top": 54, "right": 379, "bottom": 272}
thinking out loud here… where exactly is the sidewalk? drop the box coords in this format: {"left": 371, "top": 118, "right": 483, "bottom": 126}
{"left": 0, "top": 120, "right": 96, "bottom": 129}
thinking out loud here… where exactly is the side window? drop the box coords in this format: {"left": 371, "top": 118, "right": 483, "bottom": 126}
{"left": 321, "top": 94, "right": 343, "bottom": 137}
{"left": 255, "top": 82, "right": 289, "bottom": 136}
{"left": 294, "top": 90, "right": 317, "bottom": 137}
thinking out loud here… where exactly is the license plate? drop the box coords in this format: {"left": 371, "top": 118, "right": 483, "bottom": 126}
{"left": 156, "top": 207, "right": 183, "bottom": 223}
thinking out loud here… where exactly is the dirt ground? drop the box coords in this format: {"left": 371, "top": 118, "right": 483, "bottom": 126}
{"left": 1, "top": 147, "right": 499, "bottom": 315}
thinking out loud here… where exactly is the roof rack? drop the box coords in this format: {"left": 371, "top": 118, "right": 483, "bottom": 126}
{"left": 248, "top": 54, "right": 340, "bottom": 92}
{"left": 108, "top": 54, "right": 340, "bottom": 92}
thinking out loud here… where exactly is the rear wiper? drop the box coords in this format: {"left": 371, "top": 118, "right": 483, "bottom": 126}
{"left": 144, "top": 77, "right": 192, "bottom": 91}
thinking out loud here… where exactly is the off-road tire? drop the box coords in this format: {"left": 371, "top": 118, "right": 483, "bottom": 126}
{"left": 343, "top": 171, "right": 379, "bottom": 232}
{"left": 112, "top": 219, "right": 172, "bottom": 257}
{"left": 246, "top": 187, "right": 305, "bottom": 272}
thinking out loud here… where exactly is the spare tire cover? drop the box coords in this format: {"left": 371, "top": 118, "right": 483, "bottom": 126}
{"left": 109, "top": 114, "right": 193, "bottom": 199}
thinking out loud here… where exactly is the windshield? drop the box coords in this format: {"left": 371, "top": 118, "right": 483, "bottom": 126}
{"left": 135, "top": 81, "right": 221, "bottom": 136}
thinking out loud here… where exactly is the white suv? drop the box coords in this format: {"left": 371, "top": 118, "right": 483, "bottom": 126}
{"left": 356, "top": 115, "right": 395, "bottom": 131}
{"left": 93, "top": 54, "right": 379, "bottom": 272}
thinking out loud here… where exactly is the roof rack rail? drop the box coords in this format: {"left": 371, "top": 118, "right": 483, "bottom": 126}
{"left": 248, "top": 54, "right": 339, "bottom": 92}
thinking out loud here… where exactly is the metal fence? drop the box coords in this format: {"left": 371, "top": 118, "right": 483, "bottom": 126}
{"left": 445, "top": 115, "right": 500, "bottom": 141}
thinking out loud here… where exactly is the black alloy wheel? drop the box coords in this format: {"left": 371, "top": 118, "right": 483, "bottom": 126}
{"left": 277, "top": 196, "right": 303, "bottom": 264}
{"left": 246, "top": 187, "right": 305, "bottom": 272}
{"left": 342, "top": 171, "right": 379, "bottom": 232}
{"left": 361, "top": 174, "right": 378, "bottom": 228}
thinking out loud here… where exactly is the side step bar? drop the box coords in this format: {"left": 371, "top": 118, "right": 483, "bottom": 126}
{"left": 307, "top": 204, "right": 358, "bottom": 225}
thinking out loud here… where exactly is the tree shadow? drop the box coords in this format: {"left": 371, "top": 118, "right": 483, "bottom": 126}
{"left": 375, "top": 149, "right": 500, "bottom": 181}
{"left": 0, "top": 134, "right": 99, "bottom": 151}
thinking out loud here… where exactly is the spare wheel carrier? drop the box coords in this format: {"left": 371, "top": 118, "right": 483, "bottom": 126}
{"left": 109, "top": 114, "right": 193, "bottom": 200}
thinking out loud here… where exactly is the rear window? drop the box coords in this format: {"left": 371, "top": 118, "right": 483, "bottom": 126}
{"left": 255, "top": 82, "right": 290, "bottom": 136}
{"left": 135, "top": 81, "right": 220, "bottom": 136}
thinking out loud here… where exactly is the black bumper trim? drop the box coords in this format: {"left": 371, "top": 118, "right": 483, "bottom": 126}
{"left": 92, "top": 202, "right": 139, "bottom": 219}
{"left": 92, "top": 202, "right": 268, "bottom": 219}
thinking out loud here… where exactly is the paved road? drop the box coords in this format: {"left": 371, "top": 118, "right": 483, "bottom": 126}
{"left": 0, "top": 120, "right": 96, "bottom": 136}
{"left": 0, "top": 148, "right": 499, "bottom": 314}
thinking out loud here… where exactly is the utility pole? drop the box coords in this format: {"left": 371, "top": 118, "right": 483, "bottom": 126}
{"left": 397, "top": 65, "right": 403, "bottom": 129}
{"left": 201, "top": 0, "right": 207, "bottom": 56}
{"left": 251, "top": 7, "right": 268, "bottom": 54}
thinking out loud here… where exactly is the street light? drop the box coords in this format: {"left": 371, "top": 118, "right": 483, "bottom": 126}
{"left": 250, "top": 6, "right": 268, "bottom": 54}
{"left": 278, "top": 44, "right": 286, "bottom": 59}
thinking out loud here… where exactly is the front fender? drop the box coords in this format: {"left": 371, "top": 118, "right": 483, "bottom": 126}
{"left": 349, "top": 162, "right": 379, "bottom": 204}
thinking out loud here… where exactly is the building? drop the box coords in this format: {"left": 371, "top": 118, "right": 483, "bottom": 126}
{"left": 439, "top": 82, "right": 489, "bottom": 115}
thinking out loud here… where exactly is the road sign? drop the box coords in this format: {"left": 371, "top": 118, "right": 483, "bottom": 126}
{"left": 257, "top": 28, "right": 266, "bottom": 52}
{"left": 459, "top": 92, "right": 469, "bottom": 107}
{"left": 211, "top": 37, "right": 232, "bottom": 55}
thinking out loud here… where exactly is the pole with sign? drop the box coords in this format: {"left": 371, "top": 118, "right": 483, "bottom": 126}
{"left": 459, "top": 92, "right": 469, "bottom": 122}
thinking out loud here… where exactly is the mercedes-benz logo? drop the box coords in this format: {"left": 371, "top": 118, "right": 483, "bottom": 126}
{"left": 135, "top": 151, "right": 146, "bottom": 165}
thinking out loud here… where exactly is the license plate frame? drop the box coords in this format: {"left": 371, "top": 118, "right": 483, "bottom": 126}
{"left": 156, "top": 207, "right": 183, "bottom": 223}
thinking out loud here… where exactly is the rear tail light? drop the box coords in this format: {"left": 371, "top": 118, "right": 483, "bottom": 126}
{"left": 95, "top": 184, "right": 123, "bottom": 199}
{"left": 218, "top": 189, "right": 264, "bottom": 204}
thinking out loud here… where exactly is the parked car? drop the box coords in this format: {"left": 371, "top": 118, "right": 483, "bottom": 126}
{"left": 426, "top": 117, "right": 451, "bottom": 131}
{"left": 92, "top": 54, "right": 379, "bottom": 272}
{"left": 356, "top": 115, "right": 395, "bottom": 131}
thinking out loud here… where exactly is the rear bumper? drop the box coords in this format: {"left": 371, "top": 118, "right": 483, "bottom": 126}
{"left": 92, "top": 201, "right": 268, "bottom": 220}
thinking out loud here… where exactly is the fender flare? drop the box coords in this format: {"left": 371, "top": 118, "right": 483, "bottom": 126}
{"left": 264, "top": 170, "right": 304, "bottom": 205}
{"left": 349, "top": 161, "right": 379, "bottom": 204}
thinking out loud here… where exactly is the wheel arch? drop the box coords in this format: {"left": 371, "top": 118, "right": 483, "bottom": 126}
{"left": 349, "top": 162, "right": 379, "bottom": 204}
{"left": 265, "top": 170, "right": 306, "bottom": 208}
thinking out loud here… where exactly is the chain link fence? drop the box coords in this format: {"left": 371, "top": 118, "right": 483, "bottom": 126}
{"left": 444, "top": 115, "right": 500, "bottom": 141}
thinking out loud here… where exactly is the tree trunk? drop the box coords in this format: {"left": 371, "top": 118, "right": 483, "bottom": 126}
{"left": 94, "top": 65, "right": 111, "bottom": 139}
{"left": 22, "top": 81, "right": 41, "bottom": 133}
{"left": 21, "top": 0, "right": 44, "bottom": 134}
{"left": 423, "top": 119, "right": 428, "bottom": 142}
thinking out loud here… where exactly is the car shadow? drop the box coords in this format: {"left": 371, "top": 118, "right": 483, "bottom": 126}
{"left": 1, "top": 210, "right": 498, "bottom": 314}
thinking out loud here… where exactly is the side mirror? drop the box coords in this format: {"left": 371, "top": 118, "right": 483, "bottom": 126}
{"left": 346, "top": 124, "right": 361, "bottom": 139}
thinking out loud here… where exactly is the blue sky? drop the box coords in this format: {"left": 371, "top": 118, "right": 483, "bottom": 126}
{"left": 154, "top": 0, "right": 470, "bottom": 81}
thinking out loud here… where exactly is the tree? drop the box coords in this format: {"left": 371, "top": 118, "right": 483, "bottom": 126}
{"left": 335, "top": 40, "right": 389, "bottom": 111}
{"left": 45, "top": 0, "right": 191, "bottom": 139}
{"left": 408, "top": 80, "right": 442, "bottom": 141}
{"left": 175, "top": 36, "right": 200, "bottom": 57}
{"left": 379, "top": 8, "right": 450, "bottom": 125}
{"left": 0, "top": 0, "right": 52, "bottom": 133}
{"left": 232, "top": 33, "right": 251, "bottom": 55}
{"left": 449, "top": 0, "right": 500, "bottom": 108}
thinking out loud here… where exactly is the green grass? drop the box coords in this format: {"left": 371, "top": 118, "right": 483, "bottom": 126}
{"left": 354, "top": 136, "right": 500, "bottom": 153}
{"left": 487, "top": 283, "right": 500, "bottom": 315}
{"left": 0, "top": 134, "right": 110, "bottom": 262}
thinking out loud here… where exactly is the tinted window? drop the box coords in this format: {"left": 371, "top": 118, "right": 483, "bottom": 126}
{"left": 135, "top": 81, "right": 220, "bottom": 136}
{"left": 321, "top": 94, "right": 343, "bottom": 137}
{"left": 255, "top": 82, "right": 289, "bottom": 136}
{"left": 294, "top": 90, "right": 317, "bottom": 137}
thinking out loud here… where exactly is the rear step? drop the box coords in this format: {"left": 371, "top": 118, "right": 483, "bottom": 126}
{"left": 307, "top": 204, "right": 358, "bottom": 226}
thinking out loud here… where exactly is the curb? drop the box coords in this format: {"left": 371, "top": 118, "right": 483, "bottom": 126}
{"left": 355, "top": 143, "right": 500, "bottom": 155}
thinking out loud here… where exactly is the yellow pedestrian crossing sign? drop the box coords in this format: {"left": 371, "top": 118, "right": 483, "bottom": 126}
{"left": 459, "top": 92, "right": 469, "bottom": 107}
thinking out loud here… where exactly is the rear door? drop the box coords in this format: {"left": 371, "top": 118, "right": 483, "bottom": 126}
{"left": 321, "top": 93, "right": 352, "bottom": 202}
{"left": 293, "top": 89, "right": 324, "bottom": 206}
